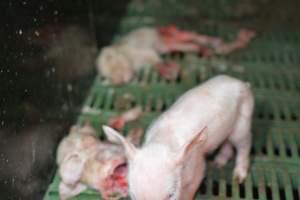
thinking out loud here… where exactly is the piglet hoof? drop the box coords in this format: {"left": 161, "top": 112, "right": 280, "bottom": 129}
{"left": 233, "top": 167, "right": 247, "bottom": 183}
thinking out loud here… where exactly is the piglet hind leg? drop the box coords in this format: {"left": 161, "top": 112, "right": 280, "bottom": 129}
{"left": 156, "top": 42, "right": 200, "bottom": 54}
{"left": 231, "top": 132, "right": 251, "bottom": 183}
{"left": 229, "top": 92, "right": 254, "bottom": 183}
{"left": 213, "top": 142, "right": 234, "bottom": 168}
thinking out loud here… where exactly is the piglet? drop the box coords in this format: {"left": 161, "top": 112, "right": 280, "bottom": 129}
{"left": 96, "top": 44, "right": 161, "bottom": 85}
{"left": 96, "top": 26, "right": 256, "bottom": 85}
{"left": 57, "top": 124, "right": 142, "bottom": 200}
{"left": 103, "top": 75, "right": 254, "bottom": 200}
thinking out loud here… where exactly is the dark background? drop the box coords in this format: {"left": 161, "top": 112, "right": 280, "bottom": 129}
{"left": 0, "top": 0, "right": 129, "bottom": 199}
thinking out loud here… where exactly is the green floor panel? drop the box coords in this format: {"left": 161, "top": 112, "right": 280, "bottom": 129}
{"left": 44, "top": 0, "right": 300, "bottom": 199}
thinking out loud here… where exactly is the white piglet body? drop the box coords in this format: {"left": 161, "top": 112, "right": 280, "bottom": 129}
{"left": 103, "top": 75, "right": 254, "bottom": 200}
{"left": 146, "top": 75, "right": 251, "bottom": 152}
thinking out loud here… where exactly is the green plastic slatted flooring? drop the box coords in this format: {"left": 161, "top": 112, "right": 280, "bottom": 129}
{"left": 44, "top": 1, "right": 300, "bottom": 199}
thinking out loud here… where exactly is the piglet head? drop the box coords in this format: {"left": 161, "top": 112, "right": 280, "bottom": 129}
{"left": 59, "top": 153, "right": 86, "bottom": 186}
{"left": 97, "top": 46, "right": 134, "bottom": 85}
{"left": 87, "top": 150, "right": 128, "bottom": 199}
{"left": 100, "top": 162, "right": 129, "bottom": 200}
{"left": 102, "top": 126, "right": 207, "bottom": 200}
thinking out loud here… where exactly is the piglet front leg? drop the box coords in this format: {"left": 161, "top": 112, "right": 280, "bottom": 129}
{"left": 180, "top": 155, "right": 207, "bottom": 200}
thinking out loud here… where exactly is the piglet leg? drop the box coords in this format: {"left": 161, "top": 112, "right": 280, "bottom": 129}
{"left": 157, "top": 42, "right": 200, "bottom": 54}
{"left": 180, "top": 155, "right": 206, "bottom": 200}
{"left": 156, "top": 25, "right": 211, "bottom": 53}
{"left": 213, "top": 142, "right": 234, "bottom": 168}
{"left": 229, "top": 91, "right": 254, "bottom": 183}
{"left": 216, "top": 29, "right": 256, "bottom": 55}
{"left": 191, "top": 34, "right": 223, "bottom": 48}
{"left": 233, "top": 139, "right": 251, "bottom": 183}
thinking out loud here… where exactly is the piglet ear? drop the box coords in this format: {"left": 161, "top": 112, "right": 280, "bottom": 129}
{"left": 176, "top": 126, "right": 208, "bottom": 165}
{"left": 59, "top": 154, "right": 85, "bottom": 185}
{"left": 102, "top": 125, "right": 137, "bottom": 160}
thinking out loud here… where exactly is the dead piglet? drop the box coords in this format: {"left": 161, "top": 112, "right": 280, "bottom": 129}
{"left": 57, "top": 124, "right": 100, "bottom": 199}
{"left": 57, "top": 124, "right": 143, "bottom": 200}
{"left": 96, "top": 26, "right": 255, "bottom": 85}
